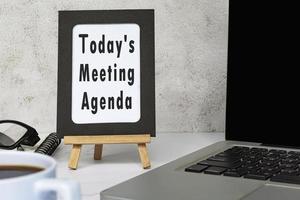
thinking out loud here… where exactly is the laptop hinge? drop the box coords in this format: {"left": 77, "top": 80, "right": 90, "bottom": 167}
{"left": 261, "top": 143, "right": 300, "bottom": 150}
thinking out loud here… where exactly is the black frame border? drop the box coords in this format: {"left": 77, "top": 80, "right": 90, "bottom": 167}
{"left": 57, "top": 10, "right": 155, "bottom": 137}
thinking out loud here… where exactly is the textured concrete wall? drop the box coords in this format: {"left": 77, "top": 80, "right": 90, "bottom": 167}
{"left": 0, "top": 0, "right": 228, "bottom": 133}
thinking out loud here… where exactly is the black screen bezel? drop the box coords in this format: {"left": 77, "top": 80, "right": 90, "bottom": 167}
{"left": 226, "top": 1, "right": 281, "bottom": 145}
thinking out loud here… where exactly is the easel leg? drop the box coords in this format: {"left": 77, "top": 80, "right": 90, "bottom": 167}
{"left": 94, "top": 144, "right": 103, "bottom": 160}
{"left": 138, "top": 143, "right": 151, "bottom": 169}
{"left": 68, "top": 144, "right": 82, "bottom": 170}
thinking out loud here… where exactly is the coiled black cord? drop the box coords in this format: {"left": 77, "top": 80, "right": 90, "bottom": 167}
{"left": 34, "top": 132, "right": 61, "bottom": 156}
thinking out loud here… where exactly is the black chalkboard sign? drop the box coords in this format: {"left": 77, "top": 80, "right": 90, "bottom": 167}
{"left": 57, "top": 10, "right": 155, "bottom": 137}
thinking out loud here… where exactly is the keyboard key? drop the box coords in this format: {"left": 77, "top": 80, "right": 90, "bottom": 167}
{"left": 248, "top": 155, "right": 261, "bottom": 160}
{"left": 246, "top": 165, "right": 260, "bottom": 171}
{"left": 231, "top": 146, "right": 246, "bottom": 151}
{"left": 250, "top": 147, "right": 261, "bottom": 151}
{"left": 251, "top": 147, "right": 268, "bottom": 152}
{"left": 278, "top": 150, "right": 287, "bottom": 154}
{"left": 204, "top": 166, "right": 226, "bottom": 175}
{"left": 198, "top": 160, "right": 241, "bottom": 169}
{"left": 261, "top": 166, "right": 281, "bottom": 174}
{"left": 288, "top": 151, "right": 300, "bottom": 155}
{"left": 185, "top": 164, "right": 208, "bottom": 173}
{"left": 244, "top": 173, "right": 271, "bottom": 180}
{"left": 225, "top": 147, "right": 245, "bottom": 154}
{"left": 270, "top": 175, "right": 300, "bottom": 184}
{"left": 279, "top": 163, "right": 297, "bottom": 169}
{"left": 224, "top": 169, "right": 247, "bottom": 177}
{"left": 281, "top": 158, "right": 300, "bottom": 164}
{"left": 265, "top": 152, "right": 279, "bottom": 157}
{"left": 216, "top": 152, "right": 241, "bottom": 158}
{"left": 207, "top": 156, "right": 240, "bottom": 163}
{"left": 261, "top": 160, "right": 279, "bottom": 167}
{"left": 280, "top": 169, "right": 299, "bottom": 175}
{"left": 269, "top": 149, "right": 281, "bottom": 154}
{"left": 266, "top": 156, "right": 279, "bottom": 161}
{"left": 286, "top": 154, "right": 299, "bottom": 159}
{"left": 243, "top": 159, "right": 259, "bottom": 165}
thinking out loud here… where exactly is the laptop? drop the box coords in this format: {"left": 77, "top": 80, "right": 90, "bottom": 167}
{"left": 101, "top": 1, "right": 300, "bottom": 200}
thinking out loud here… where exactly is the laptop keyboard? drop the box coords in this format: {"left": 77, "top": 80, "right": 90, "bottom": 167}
{"left": 185, "top": 146, "right": 300, "bottom": 184}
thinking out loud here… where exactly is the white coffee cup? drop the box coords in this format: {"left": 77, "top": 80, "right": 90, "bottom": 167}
{"left": 0, "top": 151, "right": 81, "bottom": 200}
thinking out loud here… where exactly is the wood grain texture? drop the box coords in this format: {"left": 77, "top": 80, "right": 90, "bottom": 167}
{"left": 138, "top": 143, "right": 151, "bottom": 169}
{"left": 94, "top": 144, "right": 103, "bottom": 160}
{"left": 64, "top": 134, "right": 151, "bottom": 144}
{"left": 65, "top": 135, "right": 151, "bottom": 169}
{"left": 68, "top": 144, "right": 82, "bottom": 169}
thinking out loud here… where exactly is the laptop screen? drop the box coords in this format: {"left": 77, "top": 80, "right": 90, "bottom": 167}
{"left": 226, "top": 1, "right": 299, "bottom": 146}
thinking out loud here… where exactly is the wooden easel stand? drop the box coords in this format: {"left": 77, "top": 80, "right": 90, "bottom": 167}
{"left": 64, "top": 134, "right": 151, "bottom": 170}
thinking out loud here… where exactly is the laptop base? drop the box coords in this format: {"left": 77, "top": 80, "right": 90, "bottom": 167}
{"left": 101, "top": 141, "right": 300, "bottom": 200}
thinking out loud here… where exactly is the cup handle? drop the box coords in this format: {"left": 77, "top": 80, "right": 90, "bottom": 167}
{"left": 34, "top": 179, "right": 81, "bottom": 200}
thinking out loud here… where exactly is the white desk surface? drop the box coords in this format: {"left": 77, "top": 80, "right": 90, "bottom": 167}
{"left": 51, "top": 132, "right": 225, "bottom": 200}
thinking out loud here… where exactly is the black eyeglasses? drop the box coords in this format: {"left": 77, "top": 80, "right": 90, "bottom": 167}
{"left": 0, "top": 120, "right": 40, "bottom": 150}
